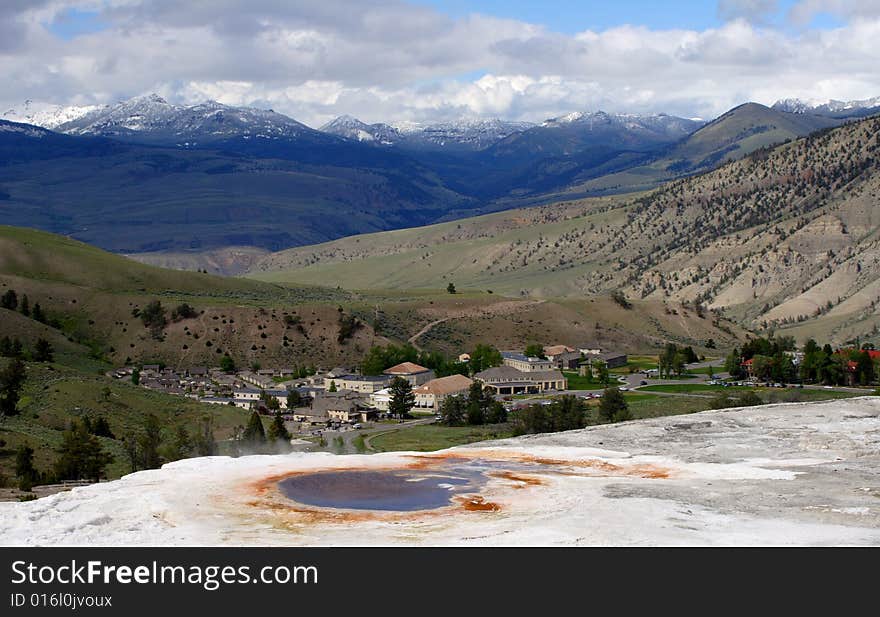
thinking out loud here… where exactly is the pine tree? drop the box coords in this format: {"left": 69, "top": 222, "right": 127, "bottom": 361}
{"left": 131, "top": 368, "right": 140, "bottom": 386}
{"left": 192, "top": 415, "right": 217, "bottom": 456}
{"left": 31, "top": 303, "right": 45, "bottom": 323}
{"left": 138, "top": 414, "right": 163, "bottom": 469}
{"left": 1, "top": 289, "right": 17, "bottom": 310}
{"left": 0, "top": 357, "right": 26, "bottom": 417}
{"left": 388, "top": 377, "right": 415, "bottom": 418}
{"left": 15, "top": 444, "right": 38, "bottom": 491}
{"left": 242, "top": 411, "right": 266, "bottom": 446}
{"left": 439, "top": 394, "right": 466, "bottom": 426}
{"left": 19, "top": 294, "right": 29, "bottom": 317}
{"left": 54, "top": 420, "right": 114, "bottom": 482}
{"left": 267, "top": 409, "right": 291, "bottom": 443}
{"left": 33, "top": 338, "right": 54, "bottom": 362}
{"left": 599, "top": 387, "right": 629, "bottom": 423}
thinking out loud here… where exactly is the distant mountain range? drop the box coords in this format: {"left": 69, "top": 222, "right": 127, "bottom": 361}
{"left": 771, "top": 96, "right": 880, "bottom": 118}
{"left": 1, "top": 93, "right": 877, "bottom": 254}
{"left": 320, "top": 115, "right": 535, "bottom": 151}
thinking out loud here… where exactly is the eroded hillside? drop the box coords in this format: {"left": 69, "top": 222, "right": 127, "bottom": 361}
{"left": 250, "top": 115, "right": 880, "bottom": 344}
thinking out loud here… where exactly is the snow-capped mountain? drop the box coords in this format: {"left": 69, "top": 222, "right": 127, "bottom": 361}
{"left": 319, "top": 115, "right": 403, "bottom": 145}
{"left": 395, "top": 118, "right": 534, "bottom": 150}
{"left": 1, "top": 100, "right": 105, "bottom": 129}
{"left": 772, "top": 96, "right": 880, "bottom": 118}
{"left": 53, "top": 94, "right": 320, "bottom": 145}
{"left": 320, "top": 115, "right": 533, "bottom": 150}
{"left": 540, "top": 110, "right": 703, "bottom": 139}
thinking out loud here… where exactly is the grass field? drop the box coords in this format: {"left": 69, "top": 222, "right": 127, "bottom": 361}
{"left": 640, "top": 384, "right": 751, "bottom": 394}
{"left": 368, "top": 424, "right": 514, "bottom": 453}
{"left": 621, "top": 394, "right": 714, "bottom": 419}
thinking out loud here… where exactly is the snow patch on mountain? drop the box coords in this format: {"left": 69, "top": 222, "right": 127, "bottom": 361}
{"left": 53, "top": 94, "right": 318, "bottom": 144}
{"left": 322, "top": 115, "right": 534, "bottom": 150}
{"left": 772, "top": 96, "right": 880, "bottom": 115}
{"left": 1, "top": 100, "right": 105, "bottom": 130}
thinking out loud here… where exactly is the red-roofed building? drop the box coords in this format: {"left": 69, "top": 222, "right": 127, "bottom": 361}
{"left": 383, "top": 362, "right": 435, "bottom": 386}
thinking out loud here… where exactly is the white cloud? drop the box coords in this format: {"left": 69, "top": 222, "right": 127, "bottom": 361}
{"left": 1, "top": 1, "right": 879, "bottom": 127}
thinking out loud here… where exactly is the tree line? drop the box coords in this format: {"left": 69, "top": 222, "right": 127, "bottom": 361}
{"left": 360, "top": 342, "right": 503, "bottom": 378}
{"left": 725, "top": 336, "right": 878, "bottom": 386}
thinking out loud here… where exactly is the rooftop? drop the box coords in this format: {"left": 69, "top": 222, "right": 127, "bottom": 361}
{"left": 384, "top": 362, "right": 431, "bottom": 375}
{"left": 414, "top": 374, "right": 474, "bottom": 396}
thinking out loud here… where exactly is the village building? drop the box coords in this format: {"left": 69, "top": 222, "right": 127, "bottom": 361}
{"left": 324, "top": 374, "right": 391, "bottom": 393}
{"left": 311, "top": 391, "right": 377, "bottom": 423}
{"left": 383, "top": 362, "right": 435, "bottom": 386}
{"left": 475, "top": 365, "right": 566, "bottom": 395}
{"left": 412, "top": 374, "right": 474, "bottom": 410}
{"left": 580, "top": 351, "right": 628, "bottom": 371}
{"left": 543, "top": 345, "right": 583, "bottom": 370}
{"left": 369, "top": 387, "right": 392, "bottom": 411}
{"left": 238, "top": 371, "right": 274, "bottom": 390}
{"left": 501, "top": 352, "right": 555, "bottom": 372}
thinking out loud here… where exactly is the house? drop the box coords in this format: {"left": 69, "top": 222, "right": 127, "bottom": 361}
{"left": 325, "top": 367, "right": 353, "bottom": 379}
{"left": 412, "top": 374, "right": 474, "bottom": 410}
{"left": 289, "top": 407, "right": 330, "bottom": 425}
{"left": 187, "top": 366, "right": 208, "bottom": 378}
{"left": 264, "top": 388, "right": 291, "bottom": 409}
{"left": 325, "top": 374, "right": 391, "bottom": 393}
{"left": 369, "top": 387, "right": 392, "bottom": 411}
{"left": 458, "top": 353, "right": 471, "bottom": 363}
{"left": 543, "top": 345, "right": 574, "bottom": 358}
{"left": 311, "top": 391, "right": 376, "bottom": 423}
{"left": 581, "top": 351, "right": 628, "bottom": 370}
{"left": 741, "top": 358, "right": 754, "bottom": 378}
{"left": 238, "top": 371, "right": 274, "bottom": 389}
{"left": 475, "top": 365, "right": 566, "bottom": 395}
{"left": 383, "top": 362, "right": 435, "bottom": 386}
{"left": 141, "top": 364, "right": 161, "bottom": 377}
{"left": 501, "top": 352, "right": 555, "bottom": 372}
{"left": 544, "top": 346, "right": 582, "bottom": 370}
{"left": 234, "top": 387, "right": 262, "bottom": 402}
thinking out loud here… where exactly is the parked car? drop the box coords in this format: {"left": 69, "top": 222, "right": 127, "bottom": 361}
{"left": 639, "top": 380, "right": 647, "bottom": 386}
{"left": 352, "top": 423, "right": 362, "bottom": 429}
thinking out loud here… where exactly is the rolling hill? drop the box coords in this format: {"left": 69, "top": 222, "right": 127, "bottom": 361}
{"left": 248, "top": 113, "right": 880, "bottom": 346}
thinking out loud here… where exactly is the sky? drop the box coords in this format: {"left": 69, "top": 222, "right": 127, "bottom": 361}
{"left": 2, "top": 0, "right": 880, "bottom": 128}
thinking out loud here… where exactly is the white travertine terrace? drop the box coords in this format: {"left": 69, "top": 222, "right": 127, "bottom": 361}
{"left": 3, "top": 398, "right": 880, "bottom": 546}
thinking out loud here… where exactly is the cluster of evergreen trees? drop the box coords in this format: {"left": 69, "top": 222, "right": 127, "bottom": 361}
{"left": 658, "top": 343, "right": 699, "bottom": 379}
{"left": 2, "top": 289, "right": 49, "bottom": 325}
{"left": 122, "top": 413, "right": 217, "bottom": 473}
{"left": 237, "top": 409, "right": 291, "bottom": 452}
{"left": 360, "top": 342, "right": 503, "bottom": 378}
{"left": 1, "top": 336, "right": 53, "bottom": 362}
